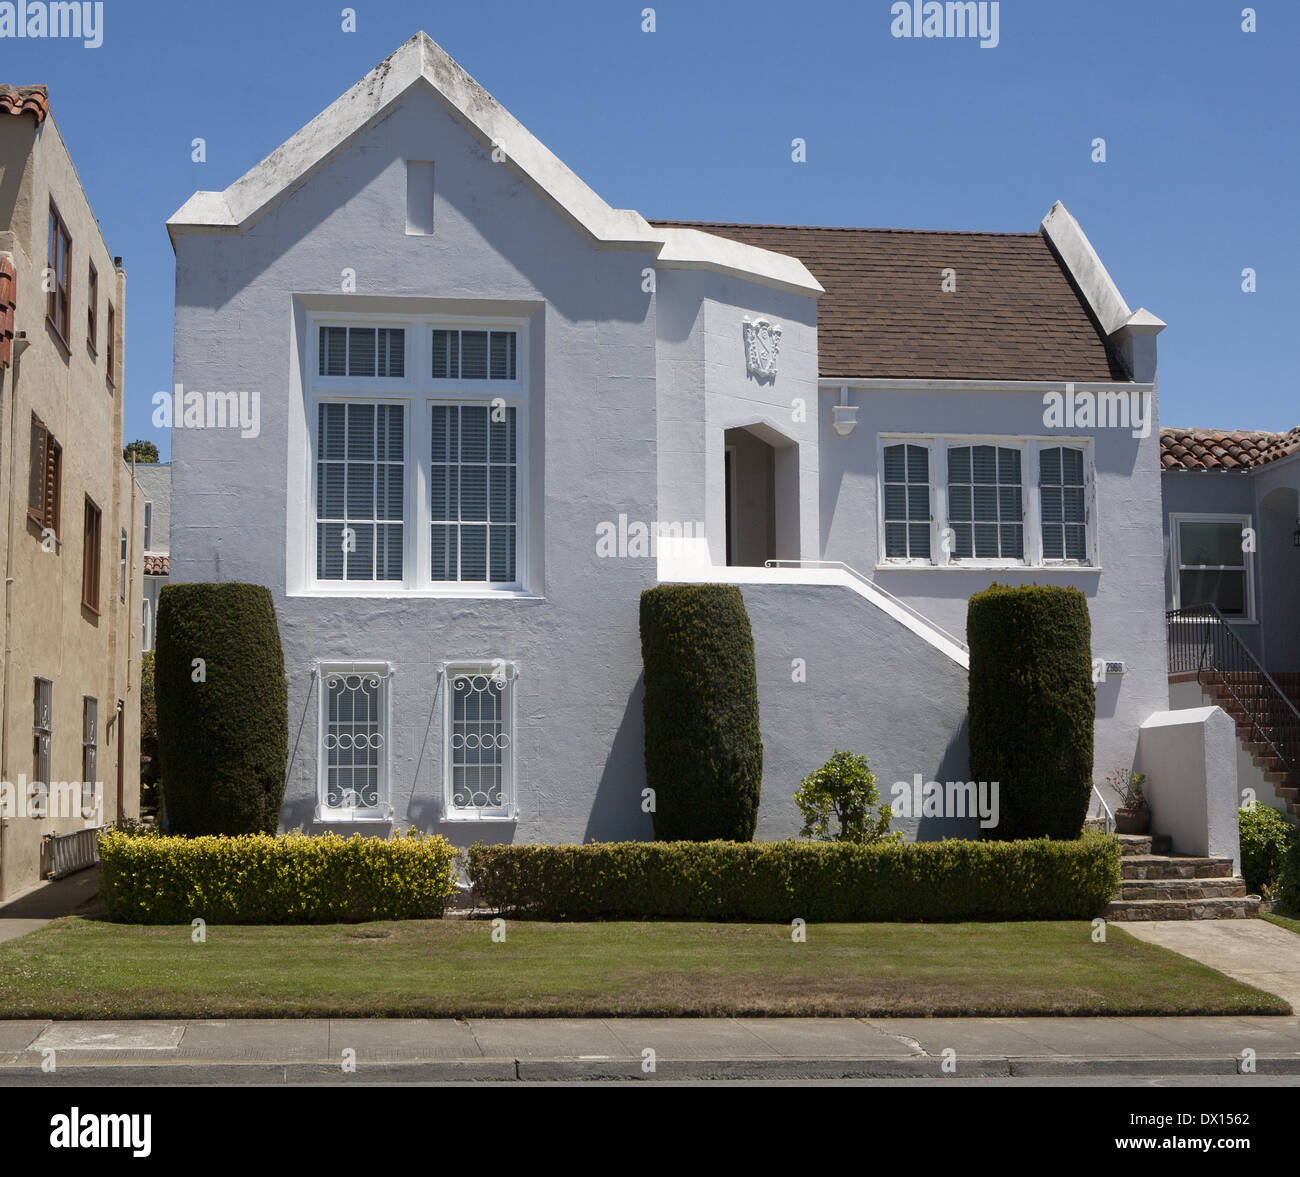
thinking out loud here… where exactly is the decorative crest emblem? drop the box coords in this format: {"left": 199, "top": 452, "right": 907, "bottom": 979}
{"left": 743, "top": 317, "right": 782, "bottom": 377}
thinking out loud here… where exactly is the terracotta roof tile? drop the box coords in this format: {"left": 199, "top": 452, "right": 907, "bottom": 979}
{"left": 1159, "top": 427, "right": 1300, "bottom": 471}
{"left": 0, "top": 85, "right": 48, "bottom": 124}
{"left": 651, "top": 220, "right": 1128, "bottom": 382}
{"left": 144, "top": 554, "right": 169, "bottom": 576}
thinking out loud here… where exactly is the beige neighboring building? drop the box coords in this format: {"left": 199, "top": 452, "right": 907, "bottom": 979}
{"left": 0, "top": 84, "right": 143, "bottom": 901}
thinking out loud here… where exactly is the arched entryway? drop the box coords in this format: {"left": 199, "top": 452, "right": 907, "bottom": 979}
{"left": 723, "top": 422, "right": 799, "bottom": 567}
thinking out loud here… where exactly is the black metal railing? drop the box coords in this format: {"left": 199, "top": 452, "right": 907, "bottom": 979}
{"left": 1167, "top": 604, "right": 1300, "bottom": 780}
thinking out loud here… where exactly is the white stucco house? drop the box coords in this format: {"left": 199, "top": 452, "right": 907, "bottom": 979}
{"left": 166, "top": 32, "right": 1174, "bottom": 847}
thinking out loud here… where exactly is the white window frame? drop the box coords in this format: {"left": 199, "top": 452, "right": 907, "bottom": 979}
{"left": 304, "top": 312, "right": 529, "bottom": 596}
{"left": 441, "top": 659, "right": 518, "bottom": 823}
{"left": 1170, "top": 512, "right": 1256, "bottom": 623}
{"left": 316, "top": 660, "right": 393, "bottom": 823}
{"left": 877, "top": 434, "right": 1098, "bottom": 570}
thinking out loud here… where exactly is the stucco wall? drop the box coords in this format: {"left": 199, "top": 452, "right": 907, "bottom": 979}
{"left": 133, "top": 463, "right": 170, "bottom": 553}
{"left": 816, "top": 382, "right": 1170, "bottom": 802}
{"left": 172, "top": 86, "right": 660, "bottom": 846}
{"left": 0, "top": 113, "right": 141, "bottom": 900}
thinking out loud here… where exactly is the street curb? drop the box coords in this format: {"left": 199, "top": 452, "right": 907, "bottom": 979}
{"left": 2, "top": 1055, "right": 1299, "bottom": 1083}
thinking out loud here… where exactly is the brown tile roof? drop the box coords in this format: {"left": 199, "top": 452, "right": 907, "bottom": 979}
{"left": 0, "top": 85, "right": 48, "bottom": 124}
{"left": 144, "top": 554, "right": 169, "bottom": 576}
{"left": 1160, "top": 427, "right": 1300, "bottom": 471}
{"left": 651, "top": 220, "right": 1129, "bottom": 382}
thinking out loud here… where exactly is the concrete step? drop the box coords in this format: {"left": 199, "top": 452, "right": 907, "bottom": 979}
{"left": 1121, "top": 855, "right": 1235, "bottom": 880}
{"left": 1118, "top": 878, "right": 1247, "bottom": 901}
{"left": 1105, "top": 896, "right": 1259, "bottom": 921}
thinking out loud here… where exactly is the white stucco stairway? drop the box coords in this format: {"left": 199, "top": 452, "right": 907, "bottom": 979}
{"left": 1105, "top": 835, "right": 1259, "bottom": 921}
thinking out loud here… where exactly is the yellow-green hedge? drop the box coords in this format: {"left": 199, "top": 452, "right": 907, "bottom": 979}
{"left": 468, "top": 833, "right": 1121, "bottom": 921}
{"left": 99, "top": 829, "right": 459, "bottom": 924}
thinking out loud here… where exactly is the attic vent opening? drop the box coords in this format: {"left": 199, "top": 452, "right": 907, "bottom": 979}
{"left": 406, "top": 160, "right": 435, "bottom": 235}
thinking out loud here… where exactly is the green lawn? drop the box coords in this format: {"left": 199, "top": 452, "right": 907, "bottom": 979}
{"left": 0, "top": 916, "right": 1286, "bottom": 1018}
{"left": 1263, "top": 912, "right": 1300, "bottom": 937}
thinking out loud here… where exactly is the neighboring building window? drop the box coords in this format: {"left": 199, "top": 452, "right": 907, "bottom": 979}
{"left": 882, "top": 442, "right": 931, "bottom": 560}
{"left": 947, "top": 443, "right": 1023, "bottom": 560}
{"left": 83, "top": 697, "right": 98, "bottom": 785}
{"left": 1040, "top": 445, "right": 1088, "bottom": 561}
{"left": 47, "top": 201, "right": 71, "bottom": 344}
{"left": 443, "top": 662, "right": 516, "bottom": 820}
{"left": 430, "top": 404, "right": 517, "bottom": 583}
{"left": 317, "top": 663, "right": 391, "bottom": 819}
{"left": 119, "top": 529, "right": 128, "bottom": 601}
{"left": 143, "top": 501, "right": 153, "bottom": 550}
{"left": 142, "top": 598, "right": 152, "bottom": 652}
{"left": 432, "top": 329, "right": 516, "bottom": 380}
{"left": 318, "top": 326, "right": 405, "bottom": 378}
{"left": 315, "top": 401, "right": 405, "bottom": 581}
{"left": 87, "top": 262, "right": 98, "bottom": 352}
{"left": 82, "top": 497, "right": 102, "bottom": 611}
{"left": 33, "top": 677, "right": 52, "bottom": 790}
{"left": 27, "top": 415, "right": 62, "bottom": 536}
{"left": 1173, "top": 515, "right": 1253, "bottom": 619}
{"left": 106, "top": 302, "right": 116, "bottom": 387}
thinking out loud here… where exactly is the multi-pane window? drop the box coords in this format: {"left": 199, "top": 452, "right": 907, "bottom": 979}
{"left": 27, "top": 416, "right": 62, "bottom": 536}
{"left": 87, "top": 262, "right": 98, "bottom": 352}
{"left": 430, "top": 404, "right": 517, "bottom": 583}
{"left": 82, "top": 497, "right": 102, "bottom": 611}
{"left": 33, "top": 678, "right": 51, "bottom": 789}
{"left": 119, "top": 529, "right": 128, "bottom": 602}
{"left": 319, "top": 665, "right": 389, "bottom": 817}
{"left": 1040, "top": 446, "right": 1087, "bottom": 561}
{"left": 444, "top": 663, "right": 514, "bottom": 818}
{"left": 48, "top": 202, "right": 71, "bottom": 343}
{"left": 143, "top": 502, "right": 153, "bottom": 550}
{"left": 316, "top": 402, "right": 405, "bottom": 581}
{"left": 432, "top": 329, "right": 516, "bottom": 380}
{"left": 947, "top": 444, "right": 1023, "bottom": 560}
{"left": 882, "top": 443, "right": 931, "bottom": 560}
{"left": 1175, "top": 517, "right": 1251, "bottom": 618}
{"left": 318, "top": 326, "right": 405, "bottom": 378}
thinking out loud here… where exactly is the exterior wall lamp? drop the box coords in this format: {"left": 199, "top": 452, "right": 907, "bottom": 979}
{"left": 832, "top": 386, "right": 858, "bottom": 436}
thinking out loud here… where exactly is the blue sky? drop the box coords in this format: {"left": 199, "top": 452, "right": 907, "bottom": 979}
{"left": 6, "top": 0, "right": 1295, "bottom": 456}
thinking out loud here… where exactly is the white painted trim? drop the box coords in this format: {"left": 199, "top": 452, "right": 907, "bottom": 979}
{"left": 166, "top": 33, "right": 822, "bottom": 297}
{"left": 1040, "top": 201, "right": 1132, "bottom": 336}
{"left": 1169, "top": 511, "right": 1256, "bottom": 622}
{"left": 819, "top": 377, "right": 1155, "bottom": 394}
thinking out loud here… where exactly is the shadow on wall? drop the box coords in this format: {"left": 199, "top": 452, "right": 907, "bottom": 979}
{"left": 584, "top": 677, "right": 653, "bottom": 843}
{"left": 910, "top": 716, "right": 977, "bottom": 841}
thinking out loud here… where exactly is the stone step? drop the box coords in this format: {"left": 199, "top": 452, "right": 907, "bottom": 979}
{"left": 1105, "top": 896, "right": 1259, "bottom": 921}
{"left": 1121, "top": 855, "right": 1235, "bottom": 880}
{"left": 1117, "top": 834, "right": 1172, "bottom": 856}
{"left": 1118, "top": 877, "right": 1247, "bottom": 901}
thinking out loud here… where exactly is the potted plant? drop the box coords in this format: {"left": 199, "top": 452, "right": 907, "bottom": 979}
{"left": 1108, "top": 769, "right": 1150, "bottom": 835}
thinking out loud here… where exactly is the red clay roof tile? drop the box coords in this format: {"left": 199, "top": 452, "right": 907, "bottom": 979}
{"left": 0, "top": 85, "right": 48, "bottom": 124}
{"left": 1159, "top": 427, "right": 1300, "bottom": 471}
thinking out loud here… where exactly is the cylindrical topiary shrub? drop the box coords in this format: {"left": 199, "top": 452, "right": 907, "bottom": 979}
{"left": 967, "top": 583, "right": 1095, "bottom": 840}
{"left": 639, "top": 584, "right": 763, "bottom": 841}
{"left": 156, "top": 583, "right": 289, "bottom": 836}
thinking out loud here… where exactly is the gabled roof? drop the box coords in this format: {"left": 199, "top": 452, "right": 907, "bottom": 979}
{"left": 651, "top": 220, "right": 1130, "bottom": 382}
{"left": 0, "top": 84, "right": 48, "bottom": 124}
{"left": 166, "top": 32, "right": 821, "bottom": 297}
{"left": 1160, "top": 427, "right": 1300, "bottom": 471}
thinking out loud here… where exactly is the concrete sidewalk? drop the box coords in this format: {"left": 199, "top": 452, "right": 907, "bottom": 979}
{"left": 3, "top": 1016, "right": 1299, "bottom": 1082}
{"left": 0, "top": 869, "right": 101, "bottom": 944}
{"left": 1123, "top": 919, "right": 1300, "bottom": 1010}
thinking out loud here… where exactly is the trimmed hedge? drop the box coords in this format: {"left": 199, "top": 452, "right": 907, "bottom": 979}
{"left": 466, "top": 833, "right": 1121, "bottom": 922}
{"left": 639, "top": 584, "right": 763, "bottom": 841}
{"left": 98, "top": 829, "right": 459, "bottom": 923}
{"left": 967, "top": 584, "right": 1095, "bottom": 840}
{"left": 156, "top": 583, "right": 288, "bottom": 835}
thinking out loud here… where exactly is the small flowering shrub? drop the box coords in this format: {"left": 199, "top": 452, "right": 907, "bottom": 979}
{"left": 98, "top": 828, "right": 458, "bottom": 924}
